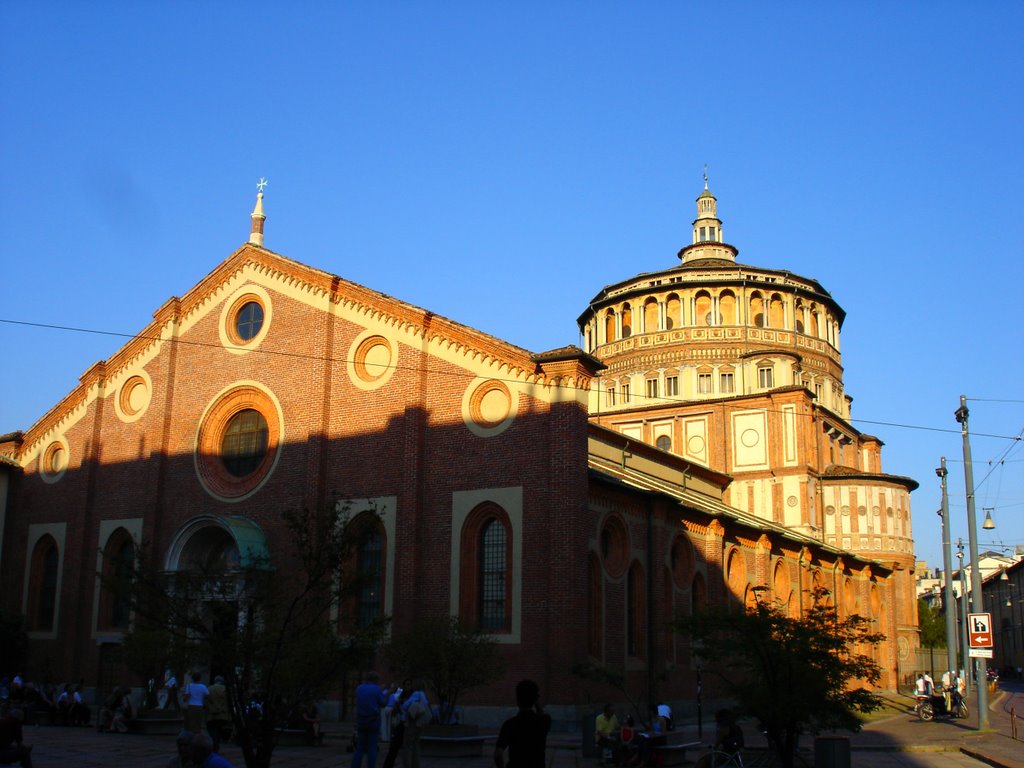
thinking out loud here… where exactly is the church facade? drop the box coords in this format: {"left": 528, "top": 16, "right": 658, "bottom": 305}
{"left": 0, "top": 185, "right": 917, "bottom": 721}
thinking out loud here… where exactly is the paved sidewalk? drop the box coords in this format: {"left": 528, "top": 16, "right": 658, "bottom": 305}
{"left": 14, "top": 684, "right": 1024, "bottom": 768}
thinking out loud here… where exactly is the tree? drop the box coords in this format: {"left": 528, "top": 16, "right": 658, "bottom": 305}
{"left": 0, "top": 609, "right": 27, "bottom": 679}
{"left": 385, "top": 616, "right": 505, "bottom": 725}
{"left": 104, "top": 502, "right": 386, "bottom": 768}
{"left": 676, "top": 588, "right": 885, "bottom": 768}
{"left": 917, "top": 598, "right": 947, "bottom": 649}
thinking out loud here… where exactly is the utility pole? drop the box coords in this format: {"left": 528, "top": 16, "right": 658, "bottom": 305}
{"left": 955, "top": 395, "right": 989, "bottom": 729}
{"left": 957, "top": 540, "right": 971, "bottom": 688}
{"left": 937, "top": 458, "right": 957, "bottom": 679}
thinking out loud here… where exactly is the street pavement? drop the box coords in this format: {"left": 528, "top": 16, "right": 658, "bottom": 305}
{"left": 13, "top": 681, "right": 1024, "bottom": 768}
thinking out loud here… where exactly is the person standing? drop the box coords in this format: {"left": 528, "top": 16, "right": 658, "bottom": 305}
{"left": 205, "top": 676, "right": 230, "bottom": 751}
{"left": 381, "top": 687, "right": 409, "bottom": 768}
{"left": 352, "top": 672, "right": 389, "bottom": 768}
{"left": 494, "top": 680, "right": 551, "bottom": 768}
{"left": 401, "top": 680, "right": 430, "bottom": 768}
{"left": 184, "top": 672, "right": 210, "bottom": 734}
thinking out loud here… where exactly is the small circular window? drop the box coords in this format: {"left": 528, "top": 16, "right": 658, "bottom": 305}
{"left": 219, "top": 286, "right": 272, "bottom": 354}
{"left": 40, "top": 437, "right": 70, "bottom": 484}
{"left": 656, "top": 435, "right": 671, "bottom": 451}
{"left": 221, "top": 409, "right": 269, "bottom": 477}
{"left": 463, "top": 377, "right": 518, "bottom": 437}
{"left": 116, "top": 373, "right": 152, "bottom": 422}
{"left": 235, "top": 301, "right": 264, "bottom": 342}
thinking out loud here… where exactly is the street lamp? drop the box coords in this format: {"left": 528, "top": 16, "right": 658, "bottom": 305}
{"left": 982, "top": 507, "right": 996, "bottom": 530}
{"left": 936, "top": 459, "right": 958, "bottom": 681}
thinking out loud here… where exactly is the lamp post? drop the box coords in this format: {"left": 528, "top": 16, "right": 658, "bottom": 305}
{"left": 956, "top": 540, "right": 971, "bottom": 687}
{"left": 954, "top": 395, "right": 989, "bottom": 730}
{"left": 937, "top": 458, "right": 958, "bottom": 679}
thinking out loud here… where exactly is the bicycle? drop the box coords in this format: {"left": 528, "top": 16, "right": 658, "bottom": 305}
{"left": 694, "top": 747, "right": 778, "bottom": 768}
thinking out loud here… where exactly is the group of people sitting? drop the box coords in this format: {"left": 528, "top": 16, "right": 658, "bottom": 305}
{"left": 594, "top": 702, "right": 676, "bottom": 766}
{"left": 0, "top": 675, "right": 90, "bottom": 727}
{"left": 595, "top": 704, "right": 745, "bottom": 766}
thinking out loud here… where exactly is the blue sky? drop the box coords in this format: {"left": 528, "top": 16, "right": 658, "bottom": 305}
{"left": 2, "top": 1, "right": 1022, "bottom": 569}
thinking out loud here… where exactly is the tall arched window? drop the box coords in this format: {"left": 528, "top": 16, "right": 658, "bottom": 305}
{"left": 643, "top": 299, "right": 659, "bottom": 334}
{"left": 627, "top": 561, "right": 646, "bottom": 659}
{"left": 479, "top": 519, "right": 507, "bottom": 630}
{"left": 357, "top": 525, "right": 384, "bottom": 627}
{"left": 29, "top": 535, "right": 59, "bottom": 631}
{"left": 604, "top": 310, "right": 617, "bottom": 343}
{"left": 100, "top": 529, "right": 135, "bottom": 630}
{"left": 341, "top": 513, "right": 387, "bottom": 632}
{"left": 460, "top": 504, "right": 512, "bottom": 632}
{"left": 588, "top": 553, "right": 602, "bottom": 658}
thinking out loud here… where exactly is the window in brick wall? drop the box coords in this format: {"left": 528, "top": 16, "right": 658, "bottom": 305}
{"left": 720, "top": 372, "right": 734, "bottom": 393}
{"left": 627, "top": 561, "right": 646, "bottom": 659}
{"left": 697, "top": 373, "right": 712, "bottom": 394}
{"left": 758, "top": 366, "right": 774, "bottom": 389}
{"left": 665, "top": 376, "right": 678, "bottom": 397}
{"left": 460, "top": 503, "right": 512, "bottom": 633}
{"left": 28, "top": 535, "right": 59, "bottom": 632}
{"left": 607, "top": 386, "right": 616, "bottom": 407}
{"left": 99, "top": 528, "right": 135, "bottom": 630}
{"left": 588, "top": 553, "right": 602, "bottom": 658}
{"left": 646, "top": 378, "right": 659, "bottom": 400}
{"left": 621, "top": 383, "right": 631, "bottom": 404}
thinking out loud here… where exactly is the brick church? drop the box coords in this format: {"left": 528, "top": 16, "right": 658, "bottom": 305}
{"left": 0, "top": 182, "right": 919, "bottom": 722}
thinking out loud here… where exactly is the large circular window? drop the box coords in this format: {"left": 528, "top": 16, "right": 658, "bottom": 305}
{"left": 195, "top": 383, "right": 283, "bottom": 501}
{"left": 221, "top": 409, "right": 269, "bottom": 477}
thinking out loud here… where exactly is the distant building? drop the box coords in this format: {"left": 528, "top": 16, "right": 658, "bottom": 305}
{"left": 0, "top": 183, "right": 918, "bottom": 719}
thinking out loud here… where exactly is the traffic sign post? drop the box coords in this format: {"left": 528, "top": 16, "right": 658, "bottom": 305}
{"left": 968, "top": 612, "right": 994, "bottom": 648}
{"left": 967, "top": 612, "right": 994, "bottom": 659}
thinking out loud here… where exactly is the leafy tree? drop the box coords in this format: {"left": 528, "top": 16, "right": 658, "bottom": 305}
{"left": 104, "top": 502, "right": 386, "bottom": 768}
{"left": 917, "top": 598, "right": 947, "bottom": 649}
{"left": 385, "top": 616, "right": 505, "bottom": 725}
{"left": 676, "top": 587, "right": 885, "bottom": 768}
{"left": 571, "top": 660, "right": 647, "bottom": 724}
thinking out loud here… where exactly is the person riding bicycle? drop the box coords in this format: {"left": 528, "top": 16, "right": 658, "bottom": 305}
{"left": 714, "top": 709, "right": 744, "bottom": 755}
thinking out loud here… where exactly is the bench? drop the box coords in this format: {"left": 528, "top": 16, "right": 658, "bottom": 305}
{"left": 651, "top": 739, "right": 702, "bottom": 766}
{"left": 420, "top": 734, "right": 490, "bottom": 757}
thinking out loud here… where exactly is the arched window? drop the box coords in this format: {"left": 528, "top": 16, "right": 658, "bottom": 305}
{"left": 588, "top": 553, "right": 602, "bottom": 658}
{"left": 460, "top": 504, "right": 512, "bottom": 632}
{"left": 719, "top": 291, "right": 737, "bottom": 325}
{"left": 627, "top": 561, "right": 646, "bottom": 659}
{"left": 666, "top": 294, "right": 680, "bottom": 330}
{"left": 750, "top": 292, "right": 765, "bottom": 328}
{"left": 769, "top": 293, "right": 786, "bottom": 328}
{"left": 341, "top": 513, "right": 387, "bottom": 632}
{"left": 621, "top": 305, "right": 633, "bottom": 338}
{"left": 691, "top": 572, "right": 707, "bottom": 614}
{"left": 644, "top": 298, "right": 659, "bottom": 334}
{"left": 695, "top": 292, "right": 712, "bottom": 327}
{"left": 221, "top": 409, "right": 269, "bottom": 477}
{"left": 29, "top": 535, "right": 59, "bottom": 631}
{"left": 99, "top": 529, "right": 135, "bottom": 630}
{"left": 604, "top": 309, "right": 617, "bottom": 343}
{"left": 357, "top": 524, "right": 384, "bottom": 627}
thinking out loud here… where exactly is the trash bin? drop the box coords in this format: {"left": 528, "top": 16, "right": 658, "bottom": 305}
{"left": 814, "top": 736, "right": 851, "bottom": 768}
